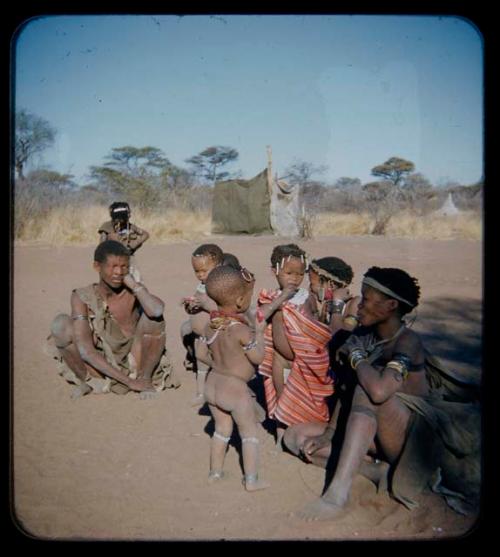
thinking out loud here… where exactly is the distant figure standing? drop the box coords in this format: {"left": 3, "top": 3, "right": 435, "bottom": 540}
{"left": 98, "top": 202, "right": 150, "bottom": 282}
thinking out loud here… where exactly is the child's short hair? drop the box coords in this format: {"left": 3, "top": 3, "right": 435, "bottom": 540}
{"left": 363, "top": 266, "right": 420, "bottom": 315}
{"left": 270, "top": 244, "right": 307, "bottom": 267}
{"left": 205, "top": 265, "right": 251, "bottom": 306}
{"left": 94, "top": 240, "right": 130, "bottom": 262}
{"left": 192, "top": 243, "right": 224, "bottom": 265}
{"left": 222, "top": 252, "right": 241, "bottom": 270}
{"left": 310, "top": 257, "right": 353, "bottom": 288}
{"left": 109, "top": 201, "right": 130, "bottom": 220}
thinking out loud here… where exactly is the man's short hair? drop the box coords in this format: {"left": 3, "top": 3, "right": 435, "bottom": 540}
{"left": 94, "top": 240, "right": 130, "bottom": 263}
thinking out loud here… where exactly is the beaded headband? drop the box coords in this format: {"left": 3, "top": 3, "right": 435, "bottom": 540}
{"left": 362, "top": 276, "right": 415, "bottom": 308}
{"left": 309, "top": 261, "right": 348, "bottom": 288}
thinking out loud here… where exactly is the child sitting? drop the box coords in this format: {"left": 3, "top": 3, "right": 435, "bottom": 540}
{"left": 200, "top": 265, "right": 272, "bottom": 491}
{"left": 180, "top": 243, "right": 224, "bottom": 406}
{"left": 258, "top": 246, "right": 342, "bottom": 447}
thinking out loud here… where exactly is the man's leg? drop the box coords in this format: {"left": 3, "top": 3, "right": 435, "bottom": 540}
{"left": 298, "top": 385, "right": 378, "bottom": 520}
{"left": 50, "top": 314, "right": 95, "bottom": 398}
{"left": 131, "top": 314, "right": 166, "bottom": 382}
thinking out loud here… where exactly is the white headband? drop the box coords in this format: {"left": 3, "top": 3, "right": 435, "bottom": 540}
{"left": 362, "top": 276, "right": 415, "bottom": 308}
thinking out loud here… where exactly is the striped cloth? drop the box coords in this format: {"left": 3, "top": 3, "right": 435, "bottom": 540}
{"left": 257, "top": 289, "right": 334, "bottom": 425}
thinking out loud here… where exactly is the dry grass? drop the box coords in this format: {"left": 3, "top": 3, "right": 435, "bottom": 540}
{"left": 15, "top": 205, "right": 212, "bottom": 246}
{"left": 314, "top": 211, "right": 482, "bottom": 241}
{"left": 14, "top": 204, "right": 482, "bottom": 246}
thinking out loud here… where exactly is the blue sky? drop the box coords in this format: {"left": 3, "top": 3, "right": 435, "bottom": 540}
{"left": 14, "top": 14, "right": 483, "bottom": 187}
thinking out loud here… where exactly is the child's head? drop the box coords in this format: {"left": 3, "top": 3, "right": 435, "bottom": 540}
{"left": 205, "top": 265, "right": 255, "bottom": 313}
{"left": 222, "top": 252, "right": 242, "bottom": 271}
{"left": 109, "top": 201, "right": 130, "bottom": 224}
{"left": 359, "top": 267, "right": 420, "bottom": 325}
{"left": 191, "top": 244, "right": 224, "bottom": 284}
{"left": 270, "top": 244, "right": 307, "bottom": 291}
{"left": 308, "top": 257, "right": 353, "bottom": 301}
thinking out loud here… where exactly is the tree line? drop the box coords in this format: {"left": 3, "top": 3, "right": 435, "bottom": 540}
{"left": 14, "top": 109, "right": 482, "bottom": 235}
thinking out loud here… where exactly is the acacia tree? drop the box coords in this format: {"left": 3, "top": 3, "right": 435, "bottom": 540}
{"left": 363, "top": 156, "right": 416, "bottom": 234}
{"left": 185, "top": 146, "right": 239, "bottom": 184}
{"left": 371, "top": 156, "right": 415, "bottom": 187}
{"left": 89, "top": 146, "right": 176, "bottom": 208}
{"left": 15, "top": 109, "right": 56, "bottom": 179}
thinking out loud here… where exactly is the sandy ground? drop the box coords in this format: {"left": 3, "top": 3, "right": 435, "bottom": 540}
{"left": 12, "top": 234, "right": 482, "bottom": 541}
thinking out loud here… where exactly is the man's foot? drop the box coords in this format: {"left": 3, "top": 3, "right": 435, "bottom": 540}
{"left": 86, "top": 377, "right": 112, "bottom": 394}
{"left": 190, "top": 393, "right": 205, "bottom": 407}
{"left": 243, "top": 476, "right": 271, "bottom": 492}
{"left": 296, "top": 497, "right": 348, "bottom": 521}
{"left": 70, "top": 383, "right": 92, "bottom": 400}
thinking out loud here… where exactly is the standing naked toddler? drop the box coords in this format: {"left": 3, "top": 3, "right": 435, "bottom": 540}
{"left": 201, "top": 265, "right": 292, "bottom": 491}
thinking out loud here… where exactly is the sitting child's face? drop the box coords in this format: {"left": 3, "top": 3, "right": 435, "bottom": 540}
{"left": 192, "top": 255, "right": 219, "bottom": 284}
{"left": 308, "top": 269, "right": 334, "bottom": 301}
{"left": 309, "top": 269, "right": 325, "bottom": 297}
{"left": 274, "top": 257, "right": 305, "bottom": 291}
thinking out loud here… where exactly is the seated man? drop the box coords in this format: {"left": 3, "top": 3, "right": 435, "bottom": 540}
{"left": 46, "top": 240, "right": 179, "bottom": 399}
{"left": 288, "top": 266, "right": 480, "bottom": 519}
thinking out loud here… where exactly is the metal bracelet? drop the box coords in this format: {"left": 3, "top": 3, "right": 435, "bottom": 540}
{"left": 242, "top": 338, "right": 258, "bottom": 351}
{"left": 349, "top": 348, "right": 368, "bottom": 370}
{"left": 330, "top": 299, "right": 346, "bottom": 314}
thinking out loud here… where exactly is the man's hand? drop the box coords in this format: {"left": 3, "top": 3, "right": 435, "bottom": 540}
{"left": 342, "top": 334, "right": 367, "bottom": 356}
{"left": 106, "top": 231, "right": 122, "bottom": 243}
{"left": 128, "top": 377, "right": 155, "bottom": 392}
{"left": 123, "top": 273, "right": 139, "bottom": 291}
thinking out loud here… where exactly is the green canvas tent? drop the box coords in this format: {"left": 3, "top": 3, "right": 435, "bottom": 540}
{"left": 212, "top": 169, "right": 273, "bottom": 234}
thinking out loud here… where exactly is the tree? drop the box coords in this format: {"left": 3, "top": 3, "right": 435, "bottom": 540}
{"left": 90, "top": 145, "right": 175, "bottom": 208}
{"left": 361, "top": 180, "right": 396, "bottom": 235}
{"left": 185, "top": 146, "right": 239, "bottom": 184}
{"left": 334, "top": 177, "right": 362, "bottom": 191}
{"left": 401, "top": 172, "right": 436, "bottom": 215}
{"left": 27, "top": 169, "right": 76, "bottom": 192}
{"left": 283, "top": 159, "right": 328, "bottom": 187}
{"left": 371, "top": 156, "right": 415, "bottom": 187}
{"left": 15, "top": 109, "right": 56, "bottom": 179}
{"left": 361, "top": 157, "right": 417, "bottom": 234}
